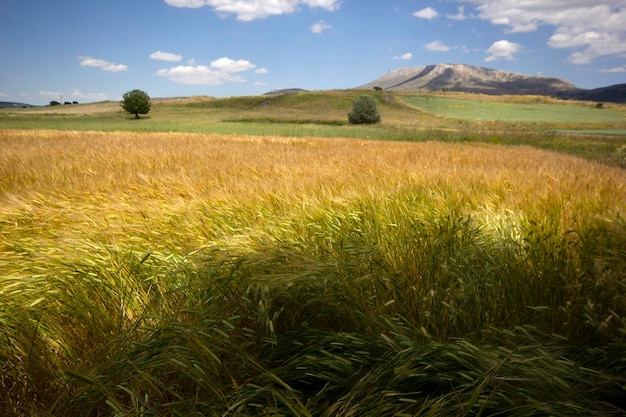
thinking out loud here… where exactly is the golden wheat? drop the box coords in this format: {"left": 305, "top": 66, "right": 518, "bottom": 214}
{"left": 1, "top": 130, "right": 624, "bottom": 254}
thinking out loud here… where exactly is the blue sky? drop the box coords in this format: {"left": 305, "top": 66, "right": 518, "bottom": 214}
{"left": 1, "top": 0, "right": 625, "bottom": 105}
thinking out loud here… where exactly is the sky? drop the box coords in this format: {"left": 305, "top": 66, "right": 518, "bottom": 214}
{"left": 1, "top": 0, "right": 625, "bottom": 105}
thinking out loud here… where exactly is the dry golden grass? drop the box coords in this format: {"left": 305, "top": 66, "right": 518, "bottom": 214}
{"left": 1, "top": 129, "right": 624, "bottom": 256}
{"left": 2, "top": 129, "right": 623, "bottom": 199}
{"left": 3, "top": 129, "right": 622, "bottom": 316}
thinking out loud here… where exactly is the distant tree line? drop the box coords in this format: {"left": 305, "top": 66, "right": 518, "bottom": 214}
{"left": 49, "top": 101, "right": 79, "bottom": 106}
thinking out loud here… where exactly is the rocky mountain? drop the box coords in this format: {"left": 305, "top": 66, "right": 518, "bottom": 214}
{"left": 357, "top": 64, "right": 625, "bottom": 103}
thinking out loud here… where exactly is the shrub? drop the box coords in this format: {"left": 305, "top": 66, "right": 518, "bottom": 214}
{"left": 348, "top": 94, "right": 381, "bottom": 124}
{"left": 121, "top": 89, "right": 151, "bottom": 119}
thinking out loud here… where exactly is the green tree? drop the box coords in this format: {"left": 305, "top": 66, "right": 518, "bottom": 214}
{"left": 121, "top": 89, "right": 151, "bottom": 119}
{"left": 348, "top": 94, "right": 381, "bottom": 124}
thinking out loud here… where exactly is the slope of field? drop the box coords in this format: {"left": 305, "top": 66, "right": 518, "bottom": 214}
{"left": 3, "top": 90, "right": 626, "bottom": 167}
{"left": 1, "top": 129, "right": 625, "bottom": 416}
{"left": 403, "top": 95, "right": 626, "bottom": 124}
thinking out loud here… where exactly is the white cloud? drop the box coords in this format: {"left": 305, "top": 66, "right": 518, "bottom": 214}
{"left": 156, "top": 56, "right": 257, "bottom": 85}
{"left": 78, "top": 56, "right": 128, "bottom": 72}
{"left": 302, "top": 0, "right": 341, "bottom": 10}
{"left": 600, "top": 65, "right": 626, "bottom": 73}
{"left": 485, "top": 39, "right": 522, "bottom": 61}
{"left": 446, "top": 6, "right": 469, "bottom": 20}
{"left": 210, "top": 57, "right": 256, "bottom": 72}
{"left": 458, "top": 0, "right": 626, "bottom": 64}
{"left": 150, "top": 51, "right": 183, "bottom": 62}
{"left": 549, "top": 28, "right": 626, "bottom": 64}
{"left": 164, "top": 0, "right": 341, "bottom": 21}
{"left": 156, "top": 65, "right": 246, "bottom": 85}
{"left": 425, "top": 41, "right": 451, "bottom": 52}
{"left": 413, "top": 7, "right": 439, "bottom": 19}
{"left": 255, "top": 68, "right": 269, "bottom": 74}
{"left": 393, "top": 52, "right": 413, "bottom": 60}
{"left": 311, "top": 20, "right": 332, "bottom": 34}
{"left": 163, "top": 0, "right": 206, "bottom": 7}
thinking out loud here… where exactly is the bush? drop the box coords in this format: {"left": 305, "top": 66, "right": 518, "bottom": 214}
{"left": 121, "top": 89, "right": 151, "bottom": 119}
{"left": 348, "top": 94, "right": 381, "bottom": 124}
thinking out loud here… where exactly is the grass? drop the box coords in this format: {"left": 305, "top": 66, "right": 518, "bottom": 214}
{"left": 403, "top": 95, "right": 626, "bottom": 123}
{"left": 1, "top": 129, "right": 625, "bottom": 416}
{"left": 3, "top": 90, "right": 626, "bottom": 167}
{"left": 403, "top": 93, "right": 626, "bottom": 135}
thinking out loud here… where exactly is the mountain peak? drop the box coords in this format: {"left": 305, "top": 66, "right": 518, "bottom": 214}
{"left": 358, "top": 63, "right": 578, "bottom": 96}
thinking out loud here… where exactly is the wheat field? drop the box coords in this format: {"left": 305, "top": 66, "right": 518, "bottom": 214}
{"left": 1, "top": 129, "right": 625, "bottom": 416}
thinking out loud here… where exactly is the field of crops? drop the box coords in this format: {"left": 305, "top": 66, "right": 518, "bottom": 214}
{"left": 1, "top": 124, "right": 625, "bottom": 415}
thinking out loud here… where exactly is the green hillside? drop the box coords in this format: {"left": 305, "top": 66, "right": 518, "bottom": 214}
{"left": 2, "top": 90, "right": 626, "bottom": 165}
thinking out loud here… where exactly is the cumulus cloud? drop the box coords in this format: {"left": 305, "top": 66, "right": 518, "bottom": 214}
{"left": 413, "top": 7, "right": 439, "bottom": 19}
{"left": 164, "top": 0, "right": 341, "bottom": 21}
{"left": 210, "top": 57, "right": 256, "bottom": 72}
{"left": 393, "top": 53, "right": 413, "bottom": 60}
{"left": 311, "top": 20, "right": 332, "bottom": 34}
{"left": 156, "top": 65, "right": 246, "bottom": 85}
{"left": 458, "top": 0, "right": 626, "bottom": 64}
{"left": 78, "top": 56, "right": 127, "bottom": 72}
{"left": 446, "top": 6, "right": 469, "bottom": 20}
{"left": 485, "top": 39, "right": 522, "bottom": 61}
{"left": 425, "top": 41, "right": 451, "bottom": 52}
{"left": 150, "top": 51, "right": 183, "bottom": 62}
{"left": 156, "top": 56, "right": 257, "bottom": 84}
{"left": 255, "top": 68, "right": 269, "bottom": 74}
{"left": 549, "top": 28, "right": 626, "bottom": 64}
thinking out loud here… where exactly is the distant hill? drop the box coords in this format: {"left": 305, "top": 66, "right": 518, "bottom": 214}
{"left": 263, "top": 88, "right": 309, "bottom": 95}
{"left": 0, "top": 101, "right": 36, "bottom": 108}
{"left": 556, "top": 83, "right": 626, "bottom": 103}
{"left": 357, "top": 64, "right": 625, "bottom": 103}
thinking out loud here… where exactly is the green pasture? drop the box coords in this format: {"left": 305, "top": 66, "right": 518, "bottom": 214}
{"left": 403, "top": 95, "right": 626, "bottom": 130}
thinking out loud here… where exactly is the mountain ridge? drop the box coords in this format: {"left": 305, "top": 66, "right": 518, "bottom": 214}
{"left": 0, "top": 101, "right": 36, "bottom": 108}
{"left": 357, "top": 64, "right": 625, "bottom": 103}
